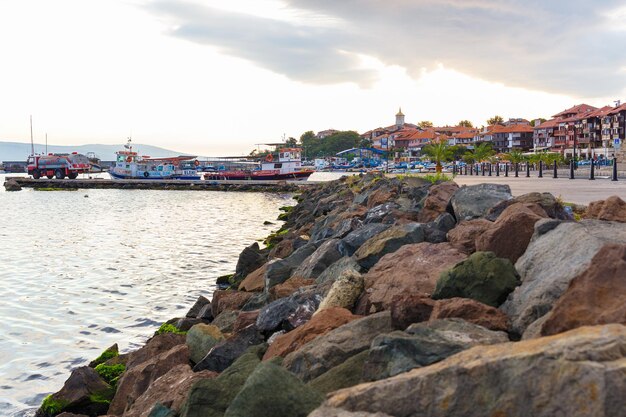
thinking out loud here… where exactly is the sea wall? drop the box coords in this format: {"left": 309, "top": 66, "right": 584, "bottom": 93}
{"left": 36, "top": 174, "right": 626, "bottom": 417}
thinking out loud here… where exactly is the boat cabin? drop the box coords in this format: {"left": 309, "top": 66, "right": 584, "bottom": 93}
{"left": 260, "top": 148, "right": 304, "bottom": 173}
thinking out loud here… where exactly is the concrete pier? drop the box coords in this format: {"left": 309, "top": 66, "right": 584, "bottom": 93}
{"left": 4, "top": 177, "right": 312, "bottom": 192}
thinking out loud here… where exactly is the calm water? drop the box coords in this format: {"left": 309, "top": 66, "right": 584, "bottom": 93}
{"left": 0, "top": 174, "right": 294, "bottom": 416}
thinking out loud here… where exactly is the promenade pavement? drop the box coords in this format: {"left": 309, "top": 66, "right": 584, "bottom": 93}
{"left": 453, "top": 175, "right": 626, "bottom": 205}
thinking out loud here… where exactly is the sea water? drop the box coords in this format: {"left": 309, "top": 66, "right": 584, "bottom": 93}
{"left": 0, "top": 174, "right": 294, "bottom": 416}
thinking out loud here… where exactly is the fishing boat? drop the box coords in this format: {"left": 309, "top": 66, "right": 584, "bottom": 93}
{"left": 203, "top": 148, "right": 314, "bottom": 181}
{"left": 109, "top": 139, "right": 201, "bottom": 180}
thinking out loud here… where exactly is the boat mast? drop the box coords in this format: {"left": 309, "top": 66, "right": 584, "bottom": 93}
{"left": 30, "top": 115, "right": 34, "bottom": 155}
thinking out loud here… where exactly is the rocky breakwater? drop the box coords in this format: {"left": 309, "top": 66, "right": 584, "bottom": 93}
{"left": 36, "top": 175, "right": 626, "bottom": 417}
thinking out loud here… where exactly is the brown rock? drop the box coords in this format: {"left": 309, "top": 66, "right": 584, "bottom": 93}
{"left": 367, "top": 189, "right": 395, "bottom": 209}
{"left": 269, "top": 238, "right": 296, "bottom": 259}
{"left": 475, "top": 203, "right": 547, "bottom": 263}
{"left": 263, "top": 308, "right": 360, "bottom": 360}
{"left": 108, "top": 344, "right": 190, "bottom": 415}
{"left": 416, "top": 182, "right": 459, "bottom": 222}
{"left": 122, "top": 364, "right": 216, "bottom": 417}
{"left": 430, "top": 297, "right": 509, "bottom": 332}
{"left": 269, "top": 277, "right": 316, "bottom": 300}
{"left": 126, "top": 333, "right": 186, "bottom": 370}
{"left": 446, "top": 219, "right": 493, "bottom": 254}
{"left": 238, "top": 264, "right": 267, "bottom": 292}
{"left": 585, "top": 195, "right": 626, "bottom": 222}
{"left": 363, "top": 242, "right": 467, "bottom": 312}
{"left": 540, "top": 243, "right": 626, "bottom": 336}
{"left": 211, "top": 290, "right": 254, "bottom": 317}
{"left": 233, "top": 310, "right": 261, "bottom": 333}
{"left": 389, "top": 294, "right": 436, "bottom": 330}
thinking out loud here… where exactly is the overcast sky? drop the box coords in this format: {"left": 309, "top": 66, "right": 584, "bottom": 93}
{"left": 1, "top": 0, "right": 624, "bottom": 156}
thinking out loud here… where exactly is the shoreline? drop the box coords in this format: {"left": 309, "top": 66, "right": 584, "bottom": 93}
{"left": 24, "top": 174, "right": 626, "bottom": 416}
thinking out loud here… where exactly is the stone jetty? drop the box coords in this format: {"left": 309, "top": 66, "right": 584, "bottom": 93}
{"left": 36, "top": 174, "right": 626, "bottom": 417}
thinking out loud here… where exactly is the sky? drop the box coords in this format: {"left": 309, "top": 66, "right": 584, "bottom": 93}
{"left": 0, "top": 0, "right": 625, "bottom": 156}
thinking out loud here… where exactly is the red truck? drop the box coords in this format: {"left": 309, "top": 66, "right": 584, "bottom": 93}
{"left": 27, "top": 152, "right": 91, "bottom": 179}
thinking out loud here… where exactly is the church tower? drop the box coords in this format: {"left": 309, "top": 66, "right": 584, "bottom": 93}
{"left": 395, "top": 107, "right": 405, "bottom": 128}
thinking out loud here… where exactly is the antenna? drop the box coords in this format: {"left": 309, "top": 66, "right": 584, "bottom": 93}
{"left": 45, "top": 133, "right": 48, "bottom": 154}
{"left": 30, "top": 115, "right": 34, "bottom": 156}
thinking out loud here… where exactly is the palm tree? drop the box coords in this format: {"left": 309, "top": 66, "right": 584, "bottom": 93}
{"left": 503, "top": 149, "right": 525, "bottom": 164}
{"left": 422, "top": 138, "right": 454, "bottom": 173}
{"left": 471, "top": 142, "right": 495, "bottom": 162}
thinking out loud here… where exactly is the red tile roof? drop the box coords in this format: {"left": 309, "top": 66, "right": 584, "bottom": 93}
{"left": 552, "top": 104, "right": 598, "bottom": 118}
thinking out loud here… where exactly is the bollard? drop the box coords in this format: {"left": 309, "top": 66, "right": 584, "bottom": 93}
{"left": 515, "top": 163, "right": 519, "bottom": 177}
{"left": 488, "top": 163, "right": 492, "bottom": 176}
{"left": 589, "top": 159, "right": 595, "bottom": 180}
{"left": 476, "top": 164, "right": 480, "bottom": 175}
{"left": 553, "top": 160, "right": 558, "bottom": 178}
{"left": 505, "top": 163, "right": 509, "bottom": 177}
{"left": 453, "top": 164, "right": 456, "bottom": 175}
{"left": 612, "top": 157, "right": 618, "bottom": 181}
{"left": 470, "top": 164, "right": 473, "bottom": 175}
{"left": 538, "top": 161, "right": 543, "bottom": 178}
{"left": 481, "top": 163, "right": 485, "bottom": 176}
{"left": 569, "top": 160, "right": 574, "bottom": 179}
{"left": 526, "top": 162, "right": 530, "bottom": 177}
{"left": 496, "top": 163, "right": 500, "bottom": 176}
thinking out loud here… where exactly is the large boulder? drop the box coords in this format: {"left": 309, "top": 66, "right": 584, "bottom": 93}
{"left": 430, "top": 297, "right": 509, "bottom": 332}
{"left": 446, "top": 219, "right": 493, "bottom": 254}
{"left": 232, "top": 242, "right": 267, "bottom": 283}
{"left": 263, "top": 308, "right": 359, "bottom": 360}
{"left": 540, "top": 243, "right": 626, "bottom": 336}
{"left": 192, "top": 325, "right": 264, "bottom": 373}
{"left": 362, "top": 242, "right": 467, "bottom": 312}
{"left": 122, "top": 365, "right": 216, "bottom": 417}
{"left": 354, "top": 224, "right": 425, "bottom": 269}
{"left": 268, "top": 277, "right": 315, "bottom": 300}
{"left": 585, "top": 195, "right": 626, "bottom": 222}
{"left": 109, "top": 345, "right": 190, "bottom": 415}
{"left": 185, "top": 324, "right": 225, "bottom": 364}
{"left": 211, "top": 291, "right": 254, "bottom": 317}
{"left": 264, "top": 243, "right": 318, "bottom": 289}
{"left": 35, "top": 367, "right": 112, "bottom": 417}
{"left": 389, "top": 294, "right": 436, "bottom": 330}
{"left": 237, "top": 264, "right": 267, "bottom": 292}
{"left": 317, "top": 324, "right": 626, "bottom": 417}
{"left": 416, "top": 181, "right": 459, "bottom": 222}
{"left": 283, "top": 312, "right": 393, "bottom": 382}
{"left": 223, "top": 362, "right": 323, "bottom": 417}
{"left": 4, "top": 178, "right": 22, "bottom": 191}
{"left": 501, "top": 220, "right": 626, "bottom": 336}
{"left": 179, "top": 345, "right": 265, "bottom": 417}
{"left": 307, "top": 350, "right": 370, "bottom": 395}
{"left": 317, "top": 269, "right": 364, "bottom": 312}
{"left": 185, "top": 296, "right": 211, "bottom": 319}
{"left": 486, "top": 192, "right": 570, "bottom": 221}
{"left": 315, "top": 257, "right": 364, "bottom": 285}
{"left": 125, "top": 334, "right": 186, "bottom": 370}
{"left": 339, "top": 224, "right": 391, "bottom": 257}
{"left": 450, "top": 183, "right": 512, "bottom": 221}
{"left": 211, "top": 310, "right": 239, "bottom": 333}
{"left": 475, "top": 203, "right": 547, "bottom": 263}
{"left": 290, "top": 239, "right": 343, "bottom": 280}
{"left": 362, "top": 318, "right": 509, "bottom": 381}
{"left": 433, "top": 251, "right": 520, "bottom": 307}
{"left": 255, "top": 287, "right": 324, "bottom": 334}
{"left": 423, "top": 213, "right": 457, "bottom": 244}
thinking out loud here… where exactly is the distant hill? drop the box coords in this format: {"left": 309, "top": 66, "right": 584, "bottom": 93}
{"left": 0, "top": 141, "right": 190, "bottom": 162}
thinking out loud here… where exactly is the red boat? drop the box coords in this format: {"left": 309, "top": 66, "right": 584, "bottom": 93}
{"left": 204, "top": 148, "right": 314, "bottom": 181}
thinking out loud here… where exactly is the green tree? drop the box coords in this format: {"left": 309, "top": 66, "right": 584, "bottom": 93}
{"left": 422, "top": 138, "right": 454, "bottom": 173}
{"left": 458, "top": 120, "right": 474, "bottom": 128}
{"left": 530, "top": 118, "right": 547, "bottom": 127}
{"left": 487, "top": 115, "right": 505, "bottom": 125}
{"left": 418, "top": 121, "right": 434, "bottom": 129}
{"left": 503, "top": 149, "right": 526, "bottom": 164}
{"left": 299, "top": 130, "right": 360, "bottom": 157}
{"left": 285, "top": 137, "right": 297, "bottom": 147}
{"left": 359, "top": 138, "right": 373, "bottom": 148}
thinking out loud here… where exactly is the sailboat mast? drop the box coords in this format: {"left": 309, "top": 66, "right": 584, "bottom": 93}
{"left": 30, "top": 115, "right": 34, "bottom": 155}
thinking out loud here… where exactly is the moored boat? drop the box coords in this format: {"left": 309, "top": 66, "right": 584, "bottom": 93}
{"left": 109, "top": 139, "right": 201, "bottom": 180}
{"left": 203, "top": 148, "right": 314, "bottom": 181}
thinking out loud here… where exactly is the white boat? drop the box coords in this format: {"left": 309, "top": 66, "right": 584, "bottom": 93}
{"left": 109, "top": 139, "right": 201, "bottom": 180}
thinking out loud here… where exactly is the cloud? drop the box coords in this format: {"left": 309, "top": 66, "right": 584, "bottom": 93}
{"left": 148, "top": 0, "right": 626, "bottom": 97}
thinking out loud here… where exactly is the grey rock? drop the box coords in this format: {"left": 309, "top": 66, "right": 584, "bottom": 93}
{"left": 316, "top": 256, "right": 364, "bottom": 285}
{"left": 256, "top": 288, "right": 324, "bottom": 334}
{"left": 241, "top": 292, "right": 270, "bottom": 311}
{"left": 192, "top": 325, "right": 264, "bottom": 373}
{"left": 291, "top": 239, "right": 343, "bottom": 280}
{"left": 185, "top": 295, "right": 211, "bottom": 319}
{"left": 186, "top": 324, "right": 225, "bottom": 364}
{"left": 424, "top": 213, "right": 456, "bottom": 244}
{"left": 354, "top": 223, "right": 425, "bottom": 270}
{"left": 339, "top": 224, "right": 391, "bottom": 257}
{"left": 451, "top": 183, "right": 513, "bottom": 221}
{"left": 211, "top": 310, "right": 239, "bottom": 333}
{"left": 317, "top": 324, "right": 626, "bottom": 417}
{"left": 4, "top": 179, "right": 22, "bottom": 191}
{"left": 363, "top": 318, "right": 508, "bottom": 381}
{"left": 283, "top": 312, "right": 393, "bottom": 382}
{"left": 501, "top": 219, "right": 626, "bottom": 336}
{"left": 264, "top": 242, "right": 318, "bottom": 289}
{"left": 232, "top": 242, "right": 267, "bottom": 283}
{"left": 363, "top": 202, "right": 400, "bottom": 224}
